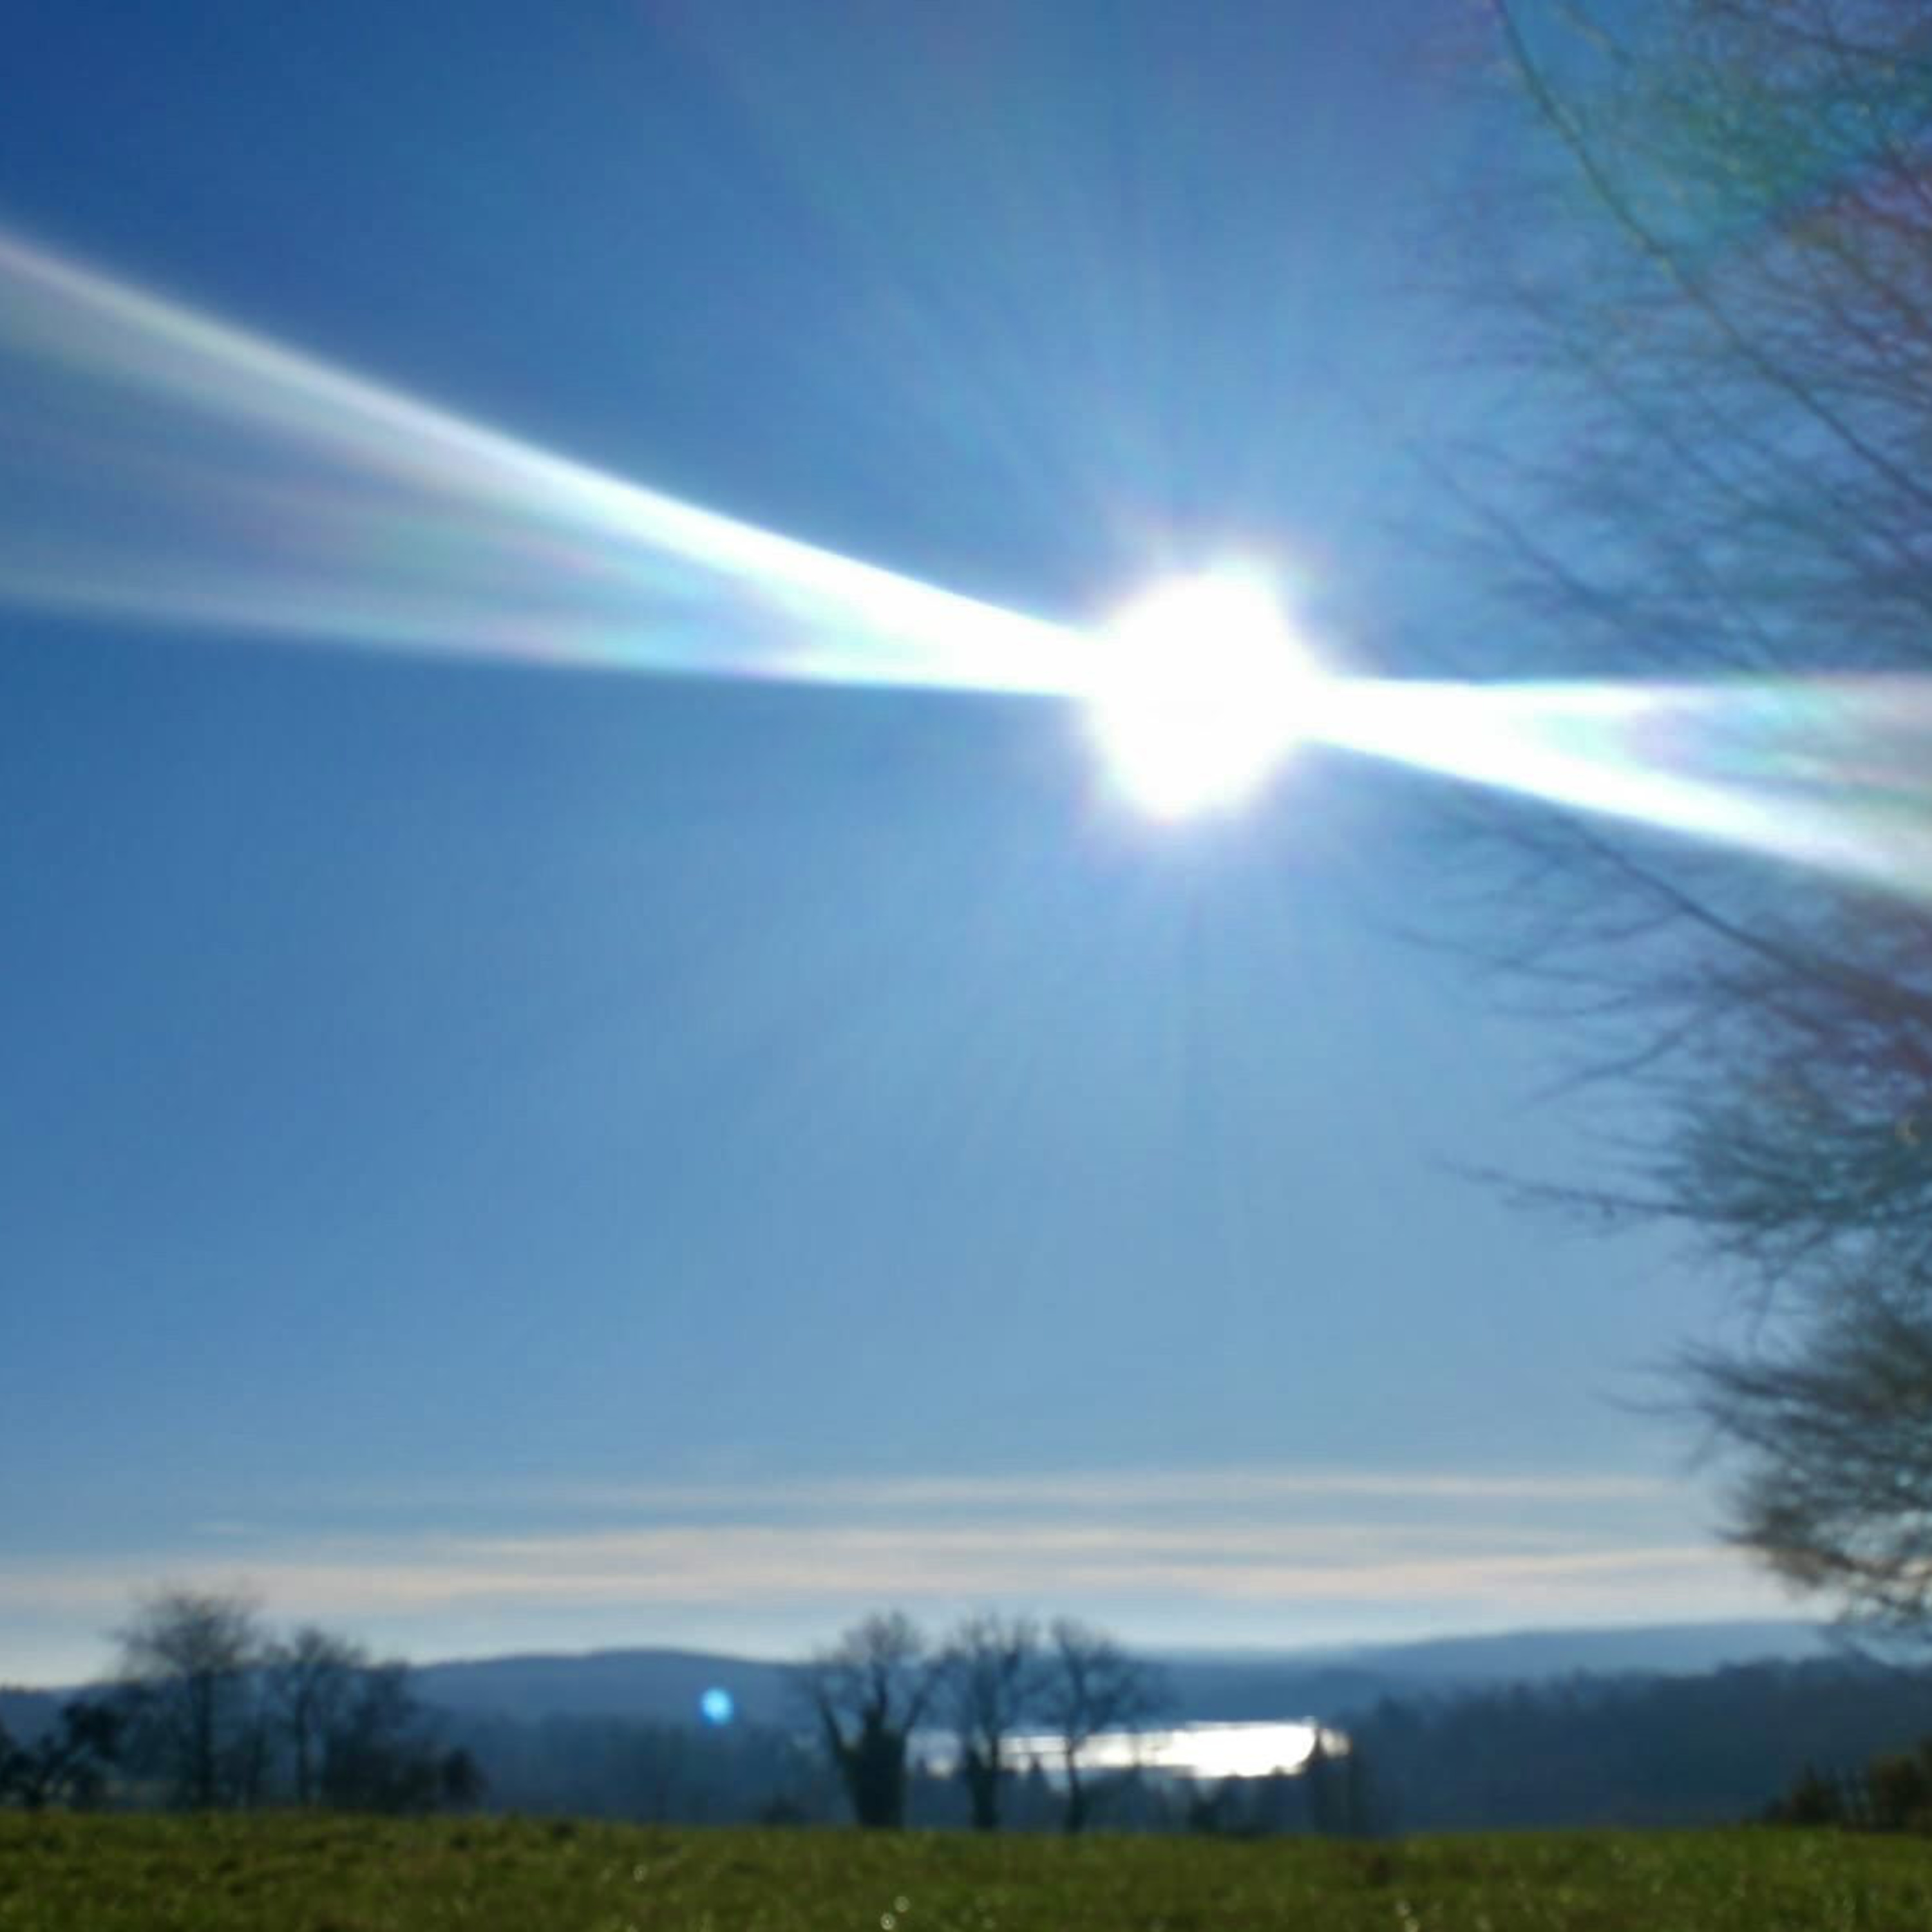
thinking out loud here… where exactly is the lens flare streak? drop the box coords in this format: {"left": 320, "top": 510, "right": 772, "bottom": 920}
{"left": 1311, "top": 676, "right": 1932, "bottom": 897}
{"left": 5, "top": 221, "right": 1932, "bottom": 898}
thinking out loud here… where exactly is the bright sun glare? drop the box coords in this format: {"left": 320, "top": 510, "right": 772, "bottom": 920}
{"left": 1086, "top": 568, "right": 1324, "bottom": 819}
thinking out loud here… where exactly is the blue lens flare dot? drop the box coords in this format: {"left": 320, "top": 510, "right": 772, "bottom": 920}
{"left": 699, "top": 1687, "right": 735, "bottom": 1727}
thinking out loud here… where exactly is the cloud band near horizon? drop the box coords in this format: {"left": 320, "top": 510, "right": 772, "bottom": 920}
{"left": 0, "top": 1461, "right": 1794, "bottom": 1685}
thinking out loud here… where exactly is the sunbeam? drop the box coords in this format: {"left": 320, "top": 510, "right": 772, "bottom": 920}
{"left": 5, "top": 221, "right": 1932, "bottom": 897}
{"left": 0, "top": 225, "right": 1081, "bottom": 697}
{"left": 1310, "top": 674, "right": 1932, "bottom": 898}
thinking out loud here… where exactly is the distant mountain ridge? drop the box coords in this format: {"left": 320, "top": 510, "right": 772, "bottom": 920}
{"left": 1177, "top": 1618, "right": 1839, "bottom": 1686}
{"left": 1, "top": 1618, "right": 1837, "bottom": 1740}
{"left": 411, "top": 1618, "right": 1837, "bottom": 1729}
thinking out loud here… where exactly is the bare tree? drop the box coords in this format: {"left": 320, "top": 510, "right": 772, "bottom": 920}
{"left": 265, "top": 1625, "right": 366, "bottom": 1805}
{"left": 1417, "top": 0, "right": 1932, "bottom": 1630}
{"left": 940, "top": 1613, "right": 1041, "bottom": 1832}
{"left": 1036, "top": 1618, "right": 1166, "bottom": 1834}
{"left": 113, "top": 1587, "right": 265, "bottom": 1808}
{"left": 798, "top": 1611, "right": 942, "bottom": 1830}
{"left": 317, "top": 1659, "right": 446, "bottom": 1812}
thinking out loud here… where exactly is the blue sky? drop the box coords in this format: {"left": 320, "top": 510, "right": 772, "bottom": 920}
{"left": 0, "top": 1, "right": 1794, "bottom": 1684}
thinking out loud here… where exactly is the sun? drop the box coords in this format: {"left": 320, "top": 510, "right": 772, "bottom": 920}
{"left": 1085, "top": 567, "right": 1325, "bottom": 819}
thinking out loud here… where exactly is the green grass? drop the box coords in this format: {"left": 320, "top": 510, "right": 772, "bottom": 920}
{"left": 3, "top": 1813, "right": 1931, "bottom": 1931}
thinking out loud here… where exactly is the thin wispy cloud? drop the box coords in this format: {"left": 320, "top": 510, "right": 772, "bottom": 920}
{"left": 558, "top": 1466, "right": 1674, "bottom": 1513}
{"left": 314, "top": 1462, "right": 1676, "bottom": 1522}
{"left": 0, "top": 1531, "right": 1738, "bottom": 1616}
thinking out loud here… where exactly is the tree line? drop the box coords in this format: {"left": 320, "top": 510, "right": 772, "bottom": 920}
{"left": 0, "top": 1588, "right": 480, "bottom": 1814}
{"left": 798, "top": 1610, "right": 1167, "bottom": 1833}
{"left": 1772, "top": 1736, "right": 1932, "bottom": 1833}
{"left": 1347, "top": 1656, "right": 1932, "bottom": 1833}
{"left": 1, "top": 1594, "right": 1184, "bottom": 1833}
{"left": 23, "top": 1589, "right": 1932, "bottom": 1833}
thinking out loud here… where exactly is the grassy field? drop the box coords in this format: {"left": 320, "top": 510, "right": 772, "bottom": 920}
{"left": 3, "top": 1813, "right": 1931, "bottom": 1931}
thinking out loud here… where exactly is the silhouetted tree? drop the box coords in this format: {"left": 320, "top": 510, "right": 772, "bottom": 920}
{"left": 1770, "top": 1737, "right": 1932, "bottom": 1832}
{"left": 1340, "top": 1733, "right": 1378, "bottom": 1837}
{"left": 437, "top": 1744, "right": 487, "bottom": 1811}
{"left": 799, "top": 1613, "right": 942, "bottom": 1830}
{"left": 266, "top": 1625, "right": 366, "bottom": 1806}
{"left": 0, "top": 1697, "right": 128, "bottom": 1810}
{"left": 1301, "top": 1734, "right": 1343, "bottom": 1835}
{"left": 317, "top": 1660, "right": 445, "bottom": 1813}
{"left": 940, "top": 1613, "right": 1041, "bottom": 1832}
{"left": 1864, "top": 1745, "right": 1932, "bottom": 1832}
{"left": 1768, "top": 1762, "right": 1842, "bottom": 1826}
{"left": 1423, "top": 0, "right": 1932, "bottom": 1631}
{"left": 1035, "top": 1618, "right": 1166, "bottom": 1835}
{"left": 1016, "top": 1753, "right": 1054, "bottom": 1830}
{"left": 1297, "top": 1731, "right": 1372, "bottom": 1837}
{"left": 113, "top": 1587, "right": 265, "bottom": 1808}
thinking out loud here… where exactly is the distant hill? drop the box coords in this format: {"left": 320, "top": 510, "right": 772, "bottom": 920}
{"left": 1309, "top": 1619, "right": 1839, "bottom": 1685}
{"left": 406, "top": 1619, "right": 1836, "bottom": 1730}
{"left": 5, "top": 1619, "right": 1837, "bottom": 1737}
{"left": 1153, "top": 1620, "right": 1836, "bottom": 1725}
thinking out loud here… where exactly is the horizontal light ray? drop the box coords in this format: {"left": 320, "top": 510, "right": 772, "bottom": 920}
{"left": 1309, "top": 674, "right": 1932, "bottom": 899}
{"left": 5, "top": 223, "right": 1932, "bottom": 896}
{"left": 0, "top": 224, "right": 1081, "bottom": 695}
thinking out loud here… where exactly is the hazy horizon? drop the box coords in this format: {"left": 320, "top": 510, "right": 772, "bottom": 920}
{"left": 5, "top": 1602, "right": 1828, "bottom": 1696}
{"left": 5, "top": 1455, "right": 1798, "bottom": 1686}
